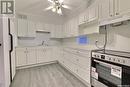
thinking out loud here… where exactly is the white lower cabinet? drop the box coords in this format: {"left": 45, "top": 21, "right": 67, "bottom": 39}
{"left": 37, "top": 48, "right": 45, "bottom": 63}
{"left": 16, "top": 48, "right": 27, "bottom": 67}
{"left": 26, "top": 48, "right": 37, "bottom": 65}
{"left": 16, "top": 47, "right": 91, "bottom": 86}
{"left": 60, "top": 48, "right": 91, "bottom": 86}
{"left": 16, "top": 47, "right": 37, "bottom": 67}
{"left": 36, "top": 47, "right": 51, "bottom": 63}
{"left": 16, "top": 47, "right": 59, "bottom": 67}
{"left": 43, "top": 48, "right": 52, "bottom": 62}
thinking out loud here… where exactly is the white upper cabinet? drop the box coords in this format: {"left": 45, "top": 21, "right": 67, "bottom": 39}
{"left": 57, "top": 25, "right": 63, "bottom": 38}
{"left": 99, "top": 0, "right": 114, "bottom": 21}
{"left": 100, "top": 0, "right": 130, "bottom": 21}
{"left": 63, "top": 23, "right": 68, "bottom": 37}
{"left": 79, "top": 11, "right": 86, "bottom": 25}
{"left": 28, "top": 21, "right": 36, "bottom": 37}
{"left": 36, "top": 22, "right": 44, "bottom": 31}
{"left": 70, "top": 18, "right": 79, "bottom": 37}
{"left": 50, "top": 24, "right": 63, "bottom": 38}
{"left": 44, "top": 24, "right": 51, "bottom": 32}
{"left": 78, "top": 0, "right": 99, "bottom": 26}
{"left": 88, "top": 0, "right": 99, "bottom": 22}
{"left": 79, "top": 10, "right": 89, "bottom": 25}
{"left": 50, "top": 24, "right": 55, "bottom": 38}
{"left": 17, "top": 19, "right": 28, "bottom": 37}
{"left": 63, "top": 17, "right": 79, "bottom": 38}
{"left": 17, "top": 19, "right": 36, "bottom": 37}
{"left": 116, "top": 0, "right": 130, "bottom": 16}
{"left": 36, "top": 23, "right": 50, "bottom": 32}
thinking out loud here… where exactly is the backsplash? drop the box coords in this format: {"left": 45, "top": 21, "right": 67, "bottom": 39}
{"left": 18, "top": 32, "right": 61, "bottom": 47}
{"left": 62, "top": 21, "right": 130, "bottom": 52}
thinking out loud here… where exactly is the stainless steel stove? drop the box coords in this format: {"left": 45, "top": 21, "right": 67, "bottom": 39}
{"left": 91, "top": 50, "right": 130, "bottom": 87}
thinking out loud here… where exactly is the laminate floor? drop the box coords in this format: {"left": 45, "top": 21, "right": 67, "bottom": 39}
{"left": 10, "top": 63, "right": 87, "bottom": 87}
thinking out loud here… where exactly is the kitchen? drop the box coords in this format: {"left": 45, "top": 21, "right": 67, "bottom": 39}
{"left": 0, "top": 0, "right": 130, "bottom": 87}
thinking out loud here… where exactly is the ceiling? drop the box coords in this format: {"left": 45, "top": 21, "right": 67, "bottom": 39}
{"left": 15, "top": 0, "right": 89, "bottom": 18}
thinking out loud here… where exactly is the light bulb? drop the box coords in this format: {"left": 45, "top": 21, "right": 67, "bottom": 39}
{"left": 57, "top": 8, "right": 62, "bottom": 15}
{"left": 52, "top": 8, "right": 56, "bottom": 12}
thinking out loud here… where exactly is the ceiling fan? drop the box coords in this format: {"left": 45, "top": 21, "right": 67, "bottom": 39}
{"left": 44, "top": 0, "right": 71, "bottom": 15}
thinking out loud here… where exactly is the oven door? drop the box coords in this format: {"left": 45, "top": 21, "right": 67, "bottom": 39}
{"left": 91, "top": 59, "right": 123, "bottom": 87}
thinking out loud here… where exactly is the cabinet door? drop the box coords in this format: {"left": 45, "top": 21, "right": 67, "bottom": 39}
{"left": 26, "top": 48, "right": 37, "bottom": 65}
{"left": 63, "top": 24, "right": 67, "bottom": 37}
{"left": 16, "top": 48, "right": 27, "bottom": 67}
{"left": 100, "top": 0, "right": 114, "bottom": 20}
{"left": 65, "top": 22, "right": 69, "bottom": 37}
{"left": 84, "top": 9, "right": 89, "bottom": 22}
{"left": 28, "top": 21, "right": 36, "bottom": 37}
{"left": 37, "top": 48, "right": 46, "bottom": 63}
{"left": 17, "top": 19, "right": 28, "bottom": 37}
{"left": 50, "top": 24, "right": 56, "bottom": 38}
{"left": 44, "top": 48, "right": 52, "bottom": 62}
{"left": 116, "top": 0, "right": 130, "bottom": 16}
{"left": 72, "top": 18, "right": 79, "bottom": 36}
{"left": 45, "top": 24, "right": 51, "bottom": 32}
{"left": 88, "top": 1, "right": 99, "bottom": 22}
{"left": 54, "top": 25, "right": 59, "bottom": 38}
{"left": 79, "top": 12, "right": 86, "bottom": 25}
{"left": 58, "top": 25, "right": 63, "bottom": 38}
{"left": 36, "top": 22, "right": 44, "bottom": 31}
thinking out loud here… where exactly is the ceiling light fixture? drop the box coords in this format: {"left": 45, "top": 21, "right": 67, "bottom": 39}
{"left": 45, "top": 0, "right": 71, "bottom": 15}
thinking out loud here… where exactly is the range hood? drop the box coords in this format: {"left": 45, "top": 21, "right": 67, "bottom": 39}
{"left": 99, "top": 14, "right": 130, "bottom": 26}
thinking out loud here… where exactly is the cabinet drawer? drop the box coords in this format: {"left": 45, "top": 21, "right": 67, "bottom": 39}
{"left": 61, "top": 58, "right": 90, "bottom": 84}
{"left": 62, "top": 59, "right": 76, "bottom": 73}
{"left": 77, "top": 51, "right": 91, "bottom": 57}
{"left": 63, "top": 50, "right": 91, "bottom": 69}
{"left": 76, "top": 56, "right": 91, "bottom": 70}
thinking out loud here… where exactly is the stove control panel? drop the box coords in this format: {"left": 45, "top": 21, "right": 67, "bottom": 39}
{"left": 92, "top": 52, "right": 130, "bottom": 66}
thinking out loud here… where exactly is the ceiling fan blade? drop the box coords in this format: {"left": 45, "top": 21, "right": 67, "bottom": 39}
{"left": 62, "top": 5, "right": 71, "bottom": 9}
{"left": 48, "top": 0, "right": 54, "bottom": 3}
{"left": 59, "top": 0, "right": 64, "bottom": 3}
{"left": 44, "top": 6, "right": 53, "bottom": 11}
{"left": 57, "top": 8, "right": 63, "bottom": 15}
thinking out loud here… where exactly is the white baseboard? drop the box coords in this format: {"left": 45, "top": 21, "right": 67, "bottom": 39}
{"left": 58, "top": 62, "right": 91, "bottom": 87}
{"left": 16, "top": 61, "right": 58, "bottom": 70}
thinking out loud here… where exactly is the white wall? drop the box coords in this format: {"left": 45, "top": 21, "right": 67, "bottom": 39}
{"left": 62, "top": 21, "right": 130, "bottom": 52}
{"left": 18, "top": 32, "right": 61, "bottom": 47}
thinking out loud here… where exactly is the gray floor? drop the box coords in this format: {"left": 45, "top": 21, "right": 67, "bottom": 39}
{"left": 10, "top": 63, "right": 87, "bottom": 87}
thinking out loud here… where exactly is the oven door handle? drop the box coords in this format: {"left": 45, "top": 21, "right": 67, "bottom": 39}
{"left": 94, "top": 59, "right": 113, "bottom": 68}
